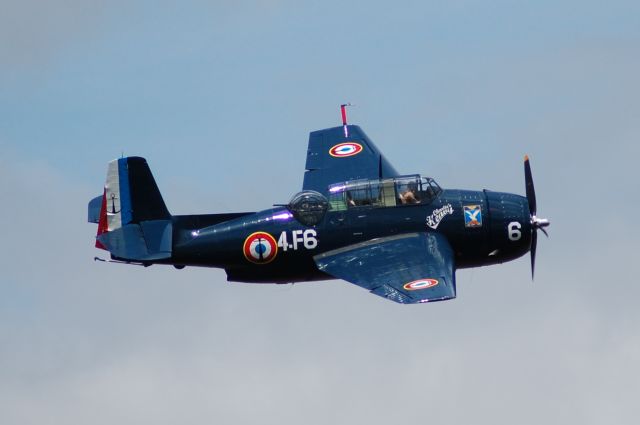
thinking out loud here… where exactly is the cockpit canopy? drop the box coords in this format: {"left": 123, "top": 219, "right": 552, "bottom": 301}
{"left": 287, "top": 190, "right": 329, "bottom": 226}
{"left": 327, "top": 175, "right": 442, "bottom": 211}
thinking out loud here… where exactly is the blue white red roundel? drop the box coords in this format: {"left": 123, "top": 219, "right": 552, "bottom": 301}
{"left": 243, "top": 232, "right": 278, "bottom": 264}
{"left": 403, "top": 278, "right": 439, "bottom": 291}
{"left": 329, "top": 142, "right": 363, "bottom": 158}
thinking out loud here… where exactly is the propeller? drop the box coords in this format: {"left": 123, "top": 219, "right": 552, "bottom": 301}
{"left": 524, "top": 155, "right": 550, "bottom": 279}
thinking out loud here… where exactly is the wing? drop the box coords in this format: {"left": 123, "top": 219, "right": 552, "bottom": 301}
{"left": 314, "top": 232, "right": 456, "bottom": 304}
{"left": 302, "top": 125, "right": 399, "bottom": 195}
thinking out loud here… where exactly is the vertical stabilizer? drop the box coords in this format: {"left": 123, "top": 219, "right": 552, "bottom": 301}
{"left": 89, "top": 157, "right": 172, "bottom": 261}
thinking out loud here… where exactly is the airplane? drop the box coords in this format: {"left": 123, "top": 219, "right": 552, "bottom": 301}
{"left": 87, "top": 106, "right": 550, "bottom": 304}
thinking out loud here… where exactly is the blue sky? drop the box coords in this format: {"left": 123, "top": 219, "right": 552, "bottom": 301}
{"left": 1, "top": 1, "right": 639, "bottom": 424}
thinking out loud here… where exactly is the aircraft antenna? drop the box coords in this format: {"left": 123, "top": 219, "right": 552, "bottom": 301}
{"left": 340, "top": 103, "right": 352, "bottom": 138}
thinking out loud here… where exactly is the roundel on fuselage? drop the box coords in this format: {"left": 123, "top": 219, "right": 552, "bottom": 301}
{"left": 243, "top": 232, "right": 278, "bottom": 264}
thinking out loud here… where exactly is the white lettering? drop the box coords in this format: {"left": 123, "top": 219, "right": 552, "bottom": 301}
{"left": 292, "top": 230, "right": 304, "bottom": 250}
{"left": 426, "top": 204, "right": 454, "bottom": 230}
{"left": 508, "top": 222, "right": 522, "bottom": 241}
{"left": 277, "top": 231, "right": 288, "bottom": 251}
{"left": 303, "top": 229, "right": 318, "bottom": 249}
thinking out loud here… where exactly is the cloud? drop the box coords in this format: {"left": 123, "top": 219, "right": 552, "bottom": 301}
{"left": 0, "top": 1, "right": 116, "bottom": 70}
{"left": 1, "top": 151, "right": 638, "bottom": 424}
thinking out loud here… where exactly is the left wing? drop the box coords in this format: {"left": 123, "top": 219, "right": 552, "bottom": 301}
{"left": 314, "top": 232, "right": 456, "bottom": 304}
{"left": 302, "top": 125, "right": 399, "bottom": 195}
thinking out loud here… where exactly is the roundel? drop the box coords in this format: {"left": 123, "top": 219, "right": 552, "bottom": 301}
{"left": 403, "top": 278, "right": 439, "bottom": 291}
{"left": 243, "top": 232, "right": 278, "bottom": 264}
{"left": 329, "top": 142, "right": 363, "bottom": 158}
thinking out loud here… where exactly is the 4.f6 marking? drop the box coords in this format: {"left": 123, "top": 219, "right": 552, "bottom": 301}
{"left": 278, "top": 229, "right": 318, "bottom": 251}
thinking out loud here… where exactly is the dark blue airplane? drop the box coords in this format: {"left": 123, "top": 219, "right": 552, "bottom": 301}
{"left": 88, "top": 107, "right": 549, "bottom": 304}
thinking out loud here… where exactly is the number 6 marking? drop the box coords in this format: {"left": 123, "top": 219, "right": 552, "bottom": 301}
{"left": 508, "top": 221, "right": 522, "bottom": 241}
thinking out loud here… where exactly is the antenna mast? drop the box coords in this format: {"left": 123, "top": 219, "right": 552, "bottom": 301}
{"left": 340, "top": 103, "right": 352, "bottom": 138}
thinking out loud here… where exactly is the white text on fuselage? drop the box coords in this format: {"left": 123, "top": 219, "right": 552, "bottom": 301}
{"left": 277, "top": 229, "right": 318, "bottom": 252}
{"left": 426, "top": 204, "right": 454, "bottom": 230}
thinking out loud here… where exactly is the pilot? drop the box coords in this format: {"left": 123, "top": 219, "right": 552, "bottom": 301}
{"left": 346, "top": 192, "right": 357, "bottom": 207}
{"left": 400, "top": 183, "right": 420, "bottom": 204}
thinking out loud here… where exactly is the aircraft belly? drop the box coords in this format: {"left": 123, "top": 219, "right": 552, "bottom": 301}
{"left": 226, "top": 260, "right": 330, "bottom": 284}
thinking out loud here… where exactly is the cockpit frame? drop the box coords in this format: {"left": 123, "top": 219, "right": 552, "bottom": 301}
{"left": 327, "top": 175, "right": 442, "bottom": 211}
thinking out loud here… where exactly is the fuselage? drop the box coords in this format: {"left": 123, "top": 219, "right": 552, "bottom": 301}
{"left": 167, "top": 188, "right": 532, "bottom": 283}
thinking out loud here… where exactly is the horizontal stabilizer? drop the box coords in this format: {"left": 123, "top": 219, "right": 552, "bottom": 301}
{"left": 97, "top": 219, "right": 172, "bottom": 261}
{"left": 88, "top": 195, "right": 103, "bottom": 223}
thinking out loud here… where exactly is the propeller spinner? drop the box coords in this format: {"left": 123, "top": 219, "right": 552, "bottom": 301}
{"left": 524, "top": 155, "right": 550, "bottom": 279}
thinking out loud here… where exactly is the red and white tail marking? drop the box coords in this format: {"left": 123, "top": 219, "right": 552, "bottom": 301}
{"left": 95, "top": 189, "right": 108, "bottom": 249}
{"left": 95, "top": 159, "right": 124, "bottom": 249}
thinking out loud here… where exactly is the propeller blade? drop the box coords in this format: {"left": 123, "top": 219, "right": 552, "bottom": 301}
{"left": 530, "top": 226, "right": 537, "bottom": 280}
{"left": 523, "top": 155, "right": 549, "bottom": 280}
{"left": 524, "top": 155, "right": 537, "bottom": 216}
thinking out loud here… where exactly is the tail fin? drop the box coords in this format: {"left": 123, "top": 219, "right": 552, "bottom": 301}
{"left": 88, "top": 157, "right": 172, "bottom": 262}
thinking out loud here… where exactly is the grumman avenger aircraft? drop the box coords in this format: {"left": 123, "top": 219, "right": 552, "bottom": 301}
{"left": 88, "top": 106, "right": 550, "bottom": 304}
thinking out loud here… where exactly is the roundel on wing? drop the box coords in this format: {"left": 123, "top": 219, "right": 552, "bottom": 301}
{"left": 403, "top": 278, "right": 439, "bottom": 291}
{"left": 243, "top": 232, "right": 278, "bottom": 264}
{"left": 329, "top": 142, "right": 364, "bottom": 158}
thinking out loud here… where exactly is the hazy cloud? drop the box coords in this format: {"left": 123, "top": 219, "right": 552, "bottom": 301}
{"left": 1, "top": 2, "right": 639, "bottom": 424}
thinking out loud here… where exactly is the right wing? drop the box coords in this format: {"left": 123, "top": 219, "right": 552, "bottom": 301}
{"left": 314, "top": 232, "right": 456, "bottom": 304}
{"left": 302, "top": 125, "right": 399, "bottom": 195}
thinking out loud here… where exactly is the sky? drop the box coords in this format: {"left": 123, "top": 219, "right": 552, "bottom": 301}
{"left": 1, "top": 1, "right": 639, "bottom": 423}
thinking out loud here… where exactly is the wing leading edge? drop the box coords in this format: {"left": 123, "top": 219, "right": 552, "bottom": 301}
{"left": 314, "top": 232, "right": 456, "bottom": 304}
{"left": 302, "top": 125, "right": 399, "bottom": 194}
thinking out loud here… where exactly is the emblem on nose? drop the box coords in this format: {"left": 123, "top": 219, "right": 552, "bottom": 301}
{"left": 463, "top": 205, "right": 483, "bottom": 227}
